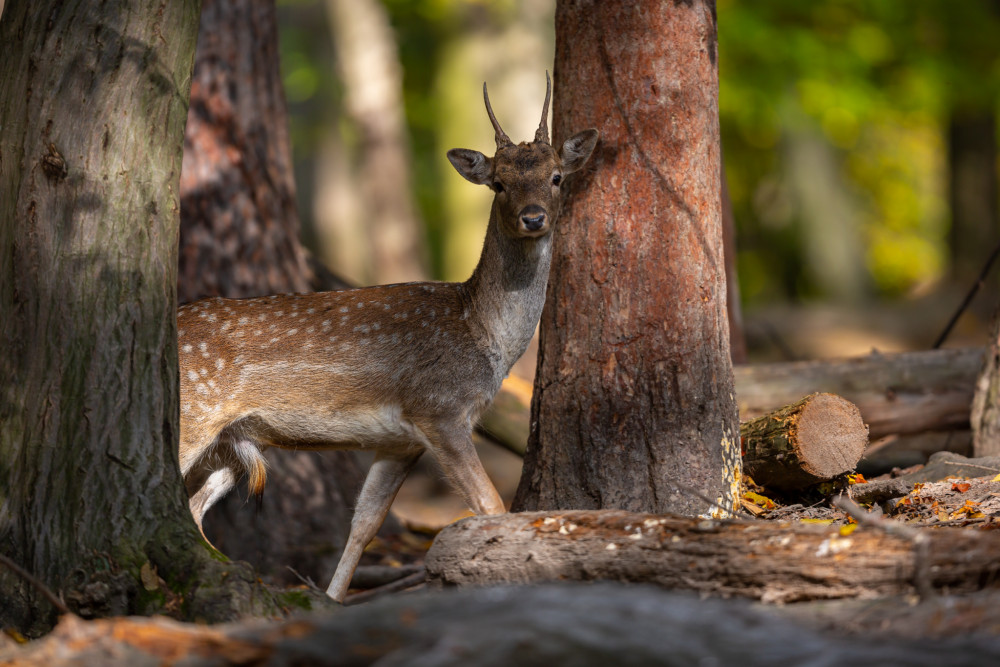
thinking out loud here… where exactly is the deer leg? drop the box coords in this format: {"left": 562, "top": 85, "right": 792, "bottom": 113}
{"left": 425, "top": 425, "right": 506, "bottom": 516}
{"left": 326, "top": 449, "right": 422, "bottom": 602}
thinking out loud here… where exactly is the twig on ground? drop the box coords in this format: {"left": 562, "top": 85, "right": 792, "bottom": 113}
{"left": 0, "top": 552, "right": 72, "bottom": 616}
{"left": 342, "top": 568, "right": 426, "bottom": 607}
{"left": 286, "top": 566, "right": 323, "bottom": 594}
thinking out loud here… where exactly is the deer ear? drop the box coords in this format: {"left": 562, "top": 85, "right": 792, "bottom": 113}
{"left": 559, "top": 129, "right": 599, "bottom": 174}
{"left": 447, "top": 148, "right": 493, "bottom": 186}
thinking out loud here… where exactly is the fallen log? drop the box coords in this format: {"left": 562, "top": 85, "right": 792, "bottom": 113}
{"left": 481, "top": 348, "right": 983, "bottom": 455}
{"left": 742, "top": 393, "right": 867, "bottom": 490}
{"left": 425, "top": 510, "right": 1000, "bottom": 603}
{"left": 735, "top": 347, "right": 982, "bottom": 440}
{"left": 6, "top": 586, "right": 1000, "bottom": 665}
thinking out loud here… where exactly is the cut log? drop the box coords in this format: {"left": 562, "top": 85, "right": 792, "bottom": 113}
{"left": 742, "top": 393, "right": 868, "bottom": 490}
{"left": 481, "top": 348, "right": 982, "bottom": 456}
{"left": 425, "top": 510, "right": 1000, "bottom": 602}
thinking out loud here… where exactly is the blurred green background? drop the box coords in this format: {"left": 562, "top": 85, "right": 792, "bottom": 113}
{"left": 276, "top": 0, "right": 1000, "bottom": 359}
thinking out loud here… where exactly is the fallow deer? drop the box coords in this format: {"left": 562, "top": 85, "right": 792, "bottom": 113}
{"left": 177, "top": 74, "right": 598, "bottom": 601}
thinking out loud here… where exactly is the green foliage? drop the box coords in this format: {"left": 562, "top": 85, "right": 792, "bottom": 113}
{"left": 277, "top": 0, "right": 1000, "bottom": 300}
{"left": 720, "top": 0, "right": 1000, "bottom": 302}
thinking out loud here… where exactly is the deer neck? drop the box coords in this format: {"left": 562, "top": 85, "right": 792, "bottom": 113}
{"left": 464, "top": 203, "right": 553, "bottom": 375}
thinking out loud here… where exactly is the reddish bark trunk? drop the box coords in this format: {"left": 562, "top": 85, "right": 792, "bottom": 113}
{"left": 178, "top": 0, "right": 311, "bottom": 303}
{"left": 513, "top": 0, "right": 740, "bottom": 516}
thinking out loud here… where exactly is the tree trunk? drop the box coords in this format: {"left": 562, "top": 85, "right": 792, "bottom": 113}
{"left": 742, "top": 393, "right": 868, "bottom": 491}
{"left": 721, "top": 158, "right": 748, "bottom": 364}
{"left": 179, "top": 0, "right": 312, "bottom": 303}
{"left": 323, "top": 0, "right": 428, "bottom": 285}
{"left": 178, "top": 0, "right": 367, "bottom": 586}
{"left": 513, "top": 0, "right": 741, "bottom": 517}
{"left": 426, "top": 511, "right": 1000, "bottom": 602}
{"left": 948, "top": 111, "right": 999, "bottom": 286}
{"left": 972, "top": 311, "right": 1000, "bottom": 456}
{"left": 0, "top": 0, "right": 274, "bottom": 636}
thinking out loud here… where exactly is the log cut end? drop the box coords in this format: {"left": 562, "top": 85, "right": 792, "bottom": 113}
{"left": 742, "top": 392, "right": 868, "bottom": 491}
{"left": 796, "top": 393, "right": 869, "bottom": 478}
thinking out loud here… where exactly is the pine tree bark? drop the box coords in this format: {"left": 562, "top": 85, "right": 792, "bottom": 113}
{"left": 178, "top": 0, "right": 366, "bottom": 586}
{"left": 513, "top": 0, "right": 740, "bottom": 516}
{"left": 972, "top": 311, "right": 1000, "bottom": 456}
{"left": 0, "top": 0, "right": 275, "bottom": 635}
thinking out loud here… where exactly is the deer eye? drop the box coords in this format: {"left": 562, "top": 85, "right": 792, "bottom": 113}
{"left": 551, "top": 174, "right": 562, "bottom": 187}
{"left": 493, "top": 181, "right": 505, "bottom": 193}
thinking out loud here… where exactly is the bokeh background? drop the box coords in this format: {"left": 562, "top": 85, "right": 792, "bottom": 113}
{"left": 277, "top": 0, "right": 999, "bottom": 365}
{"left": 270, "top": 0, "right": 1000, "bottom": 524}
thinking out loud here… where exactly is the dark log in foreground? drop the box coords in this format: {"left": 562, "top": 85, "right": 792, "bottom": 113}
{"left": 742, "top": 393, "right": 868, "bottom": 490}
{"left": 425, "top": 511, "right": 1000, "bottom": 602}
{"left": 735, "top": 347, "right": 982, "bottom": 440}
{"left": 482, "top": 348, "right": 982, "bottom": 456}
{"left": 5, "top": 586, "right": 1000, "bottom": 666}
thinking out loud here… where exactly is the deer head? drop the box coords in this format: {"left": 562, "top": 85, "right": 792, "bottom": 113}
{"left": 446, "top": 73, "right": 599, "bottom": 240}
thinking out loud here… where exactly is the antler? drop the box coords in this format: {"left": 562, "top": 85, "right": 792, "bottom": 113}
{"left": 535, "top": 71, "right": 551, "bottom": 144}
{"left": 483, "top": 82, "right": 514, "bottom": 149}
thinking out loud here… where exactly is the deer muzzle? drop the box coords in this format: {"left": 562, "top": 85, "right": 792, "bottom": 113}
{"left": 518, "top": 204, "right": 549, "bottom": 236}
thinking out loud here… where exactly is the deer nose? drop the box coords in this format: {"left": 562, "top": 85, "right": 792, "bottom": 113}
{"left": 519, "top": 205, "right": 548, "bottom": 233}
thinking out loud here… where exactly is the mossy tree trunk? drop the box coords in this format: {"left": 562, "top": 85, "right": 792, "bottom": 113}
{"left": 0, "top": 0, "right": 273, "bottom": 636}
{"left": 513, "top": 0, "right": 741, "bottom": 516}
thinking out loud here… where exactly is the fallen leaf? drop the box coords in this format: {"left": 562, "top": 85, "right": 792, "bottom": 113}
{"left": 742, "top": 491, "right": 775, "bottom": 510}
{"left": 800, "top": 518, "right": 834, "bottom": 525}
{"left": 140, "top": 561, "right": 159, "bottom": 592}
{"left": 952, "top": 482, "right": 972, "bottom": 493}
{"left": 839, "top": 524, "right": 859, "bottom": 536}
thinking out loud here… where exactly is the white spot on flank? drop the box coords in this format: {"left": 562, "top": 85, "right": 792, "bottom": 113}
{"left": 238, "top": 316, "right": 249, "bottom": 325}
{"left": 356, "top": 302, "right": 364, "bottom": 309}
{"left": 354, "top": 324, "right": 370, "bottom": 334}
{"left": 258, "top": 313, "right": 267, "bottom": 321}
{"left": 270, "top": 337, "right": 280, "bottom": 343}
{"left": 307, "top": 308, "right": 316, "bottom": 314}
{"left": 215, "top": 358, "right": 225, "bottom": 370}
{"left": 234, "top": 355, "right": 246, "bottom": 365}
{"left": 198, "top": 342, "right": 207, "bottom": 352}
{"left": 182, "top": 344, "right": 193, "bottom": 353}
{"left": 306, "top": 326, "right": 315, "bottom": 334}
{"left": 339, "top": 307, "right": 348, "bottom": 313}
{"left": 372, "top": 322, "right": 381, "bottom": 330}
{"left": 275, "top": 311, "right": 283, "bottom": 317}
{"left": 207, "top": 314, "right": 217, "bottom": 322}
{"left": 199, "top": 368, "right": 208, "bottom": 377}
{"left": 321, "top": 320, "right": 331, "bottom": 329}
{"left": 287, "top": 328, "right": 298, "bottom": 336}
{"left": 186, "top": 370, "right": 199, "bottom": 382}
